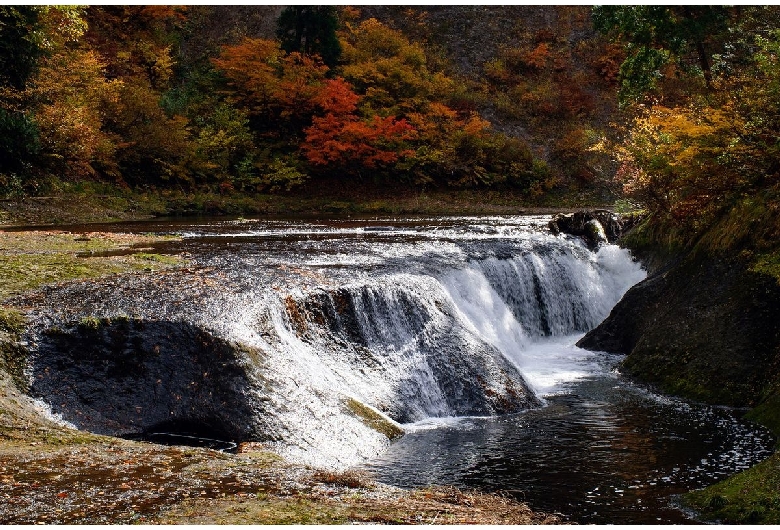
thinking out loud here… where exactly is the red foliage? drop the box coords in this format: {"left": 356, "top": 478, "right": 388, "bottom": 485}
{"left": 303, "top": 79, "right": 416, "bottom": 169}
{"left": 311, "top": 78, "right": 360, "bottom": 115}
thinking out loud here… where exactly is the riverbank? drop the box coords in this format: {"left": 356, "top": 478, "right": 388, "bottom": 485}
{"left": 0, "top": 220, "right": 562, "bottom": 524}
{"left": 579, "top": 210, "right": 780, "bottom": 524}
{"left": 0, "top": 418, "right": 557, "bottom": 524}
{"left": 0, "top": 182, "right": 612, "bottom": 227}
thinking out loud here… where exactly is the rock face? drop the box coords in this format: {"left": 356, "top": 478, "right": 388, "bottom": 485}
{"left": 578, "top": 250, "right": 780, "bottom": 407}
{"left": 30, "top": 318, "right": 275, "bottom": 441}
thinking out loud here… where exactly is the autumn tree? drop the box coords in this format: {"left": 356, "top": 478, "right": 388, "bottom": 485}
{"left": 20, "top": 7, "right": 123, "bottom": 181}
{"left": 212, "top": 38, "right": 328, "bottom": 137}
{"left": 600, "top": 6, "right": 780, "bottom": 242}
{"left": 339, "top": 18, "right": 448, "bottom": 114}
{"left": 302, "top": 78, "right": 415, "bottom": 174}
{"left": 81, "top": 5, "right": 194, "bottom": 186}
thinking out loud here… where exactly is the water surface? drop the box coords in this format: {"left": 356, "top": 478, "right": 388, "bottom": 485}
{"left": 363, "top": 340, "right": 774, "bottom": 524}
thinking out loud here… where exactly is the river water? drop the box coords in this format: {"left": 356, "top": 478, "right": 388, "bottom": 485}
{"left": 30, "top": 215, "right": 776, "bottom": 524}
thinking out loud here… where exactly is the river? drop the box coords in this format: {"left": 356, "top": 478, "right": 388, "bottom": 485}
{"left": 24, "top": 215, "right": 775, "bottom": 524}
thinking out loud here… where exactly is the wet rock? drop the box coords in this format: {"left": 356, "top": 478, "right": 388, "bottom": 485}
{"left": 549, "top": 210, "right": 643, "bottom": 248}
{"left": 578, "top": 251, "right": 780, "bottom": 407}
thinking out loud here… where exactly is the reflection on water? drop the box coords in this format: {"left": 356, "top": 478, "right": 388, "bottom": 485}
{"left": 362, "top": 355, "right": 775, "bottom": 524}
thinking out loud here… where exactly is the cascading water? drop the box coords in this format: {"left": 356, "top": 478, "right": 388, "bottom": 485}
{"left": 26, "top": 216, "right": 645, "bottom": 468}
{"left": 22, "top": 215, "right": 774, "bottom": 522}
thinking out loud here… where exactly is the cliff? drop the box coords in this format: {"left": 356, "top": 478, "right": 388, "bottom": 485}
{"left": 579, "top": 236, "right": 780, "bottom": 408}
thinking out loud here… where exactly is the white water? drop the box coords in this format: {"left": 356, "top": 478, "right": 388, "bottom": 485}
{"left": 201, "top": 216, "right": 647, "bottom": 468}
{"left": 32, "top": 216, "right": 647, "bottom": 469}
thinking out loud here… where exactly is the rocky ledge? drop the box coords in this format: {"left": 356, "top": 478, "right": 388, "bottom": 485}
{"left": 578, "top": 246, "right": 780, "bottom": 408}
{"left": 548, "top": 210, "right": 643, "bottom": 249}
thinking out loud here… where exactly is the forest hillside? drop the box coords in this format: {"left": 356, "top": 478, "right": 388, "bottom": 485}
{"left": 0, "top": 6, "right": 620, "bottom": 204}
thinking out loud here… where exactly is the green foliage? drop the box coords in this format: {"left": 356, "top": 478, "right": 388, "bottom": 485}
{"left": 259, "top": 157, "right": 308, "bottom": 192}
{"left": 277, "top": 7, "right": 342, "bottom": 68}
{"left": 193, "top": 103, "right": 254, "bottom": 182}
{"left": 593, "top": 6, "right": 730, "bottom": 103}
{"left": 0, "top": 6, "right": 43, "bottom": 90}
{"left": 751, "top": 252, "right": 780, "bottom": 285}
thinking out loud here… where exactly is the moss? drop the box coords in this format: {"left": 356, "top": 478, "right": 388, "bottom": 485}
{"left": 746, "top": 393, "right": 780, "bottom": 441}
{"left": 0, "top": 230, "right": 185, "bottom": 301}
{"left": 751, "top": 251, "right": 780, "bottom": 285}
{"left": 133, "top": 252, "right": 180, "bottom": 265}
{"left": 682, "top": 394, "right": 780, "bottom": 524}
{"left": 685, "top": 452, "right": 780, "bottom": 524}
{"left": 0, "top": 254, "right": 125, "bottom": 300}
{"left": 77, "top": 315, "right": 102, "bottom": 331}
{"left": 344, "top": 398, "right": 404, "bottom": 440}
{"left": 0, "top": 307, "right": 29, "bottom": 392}
{"left": 0, "top": 307, "right": 26, "bottom": 335}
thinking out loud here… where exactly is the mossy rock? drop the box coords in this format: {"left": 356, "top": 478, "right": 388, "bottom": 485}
{"left": 344, "top": 398, "right": 404, "bottom": 440}
{"left": 0, "top": 307, "right": 29, "bottom": 391}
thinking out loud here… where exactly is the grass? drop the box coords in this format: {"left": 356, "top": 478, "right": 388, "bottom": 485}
{"left": 751, "top": 251, "right": 780, "bottom": 285}
{"left": 0, "top": 230, "right": 186, "bottom": 301}
{"left": 685, "top": 452, "right": 780, "bottom": 524}
{"left": 686, "top": 392, "right": 780, "bottom": 524}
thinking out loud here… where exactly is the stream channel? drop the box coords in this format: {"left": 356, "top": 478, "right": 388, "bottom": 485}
{"left": 27, "top": 215, "right": 775, "bottom": 524}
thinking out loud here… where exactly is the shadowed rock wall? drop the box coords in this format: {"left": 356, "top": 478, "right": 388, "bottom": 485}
{"left": 578, "top": 251, "right": 780, "bottom": 407}
{"left": 30, "top": 319, "right": 274, "bottom": 441}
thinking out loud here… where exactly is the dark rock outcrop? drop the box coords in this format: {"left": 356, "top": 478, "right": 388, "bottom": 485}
{"left": 578, "top": 250, "right": 780, "bottom": 407}
{"left": 549, "top": 210, "right": 642, "bottom": 248}
{"left": 30, "top": 318, "right": 274, "bottom": 441}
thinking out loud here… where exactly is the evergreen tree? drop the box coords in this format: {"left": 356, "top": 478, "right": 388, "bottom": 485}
{"left": 0, "top": 7, "right": 42, "bottom": 182}
{"left": 0, "top": 6, "right": 44, "bottom": 90}
{"left": 276, "top": 6, "right": 341, "bottom": 68}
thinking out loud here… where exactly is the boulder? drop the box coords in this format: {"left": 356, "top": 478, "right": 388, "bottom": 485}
{"left": 549, "top": 210, "right": 641, "bottom": 248}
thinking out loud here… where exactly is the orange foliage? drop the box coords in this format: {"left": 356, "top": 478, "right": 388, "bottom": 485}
{"left": 140, "top": 6, "right": 187, "bottom": 21}
{"left": 524, "top": 43, "right": 551, "bottom": 70}
{"left": 303, "top": 79, "right": 416, "bottom": 170}
{"left": 311, "top": 77, "right": 359, "bottom": 115}
{"left": 212, "top": 38, "right": 328, "bottom": 130}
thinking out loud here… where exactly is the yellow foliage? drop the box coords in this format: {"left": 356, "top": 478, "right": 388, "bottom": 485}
{"left": 610, "top": 102, "right": 751, "bottom": 222}
{"left": 29, "top": 49, "right": 123, "bottom": 178}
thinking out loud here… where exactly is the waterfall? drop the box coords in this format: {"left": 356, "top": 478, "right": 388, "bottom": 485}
{"left": 232, "top": 228, "right": 645, "bottom": 467}
{"left": 27, "top": 216, "right": 647, "bottom": 470}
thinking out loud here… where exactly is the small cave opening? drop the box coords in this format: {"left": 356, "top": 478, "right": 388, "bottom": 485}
{"left": 123, "top": 419, "right": 239, "bottom": 453}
